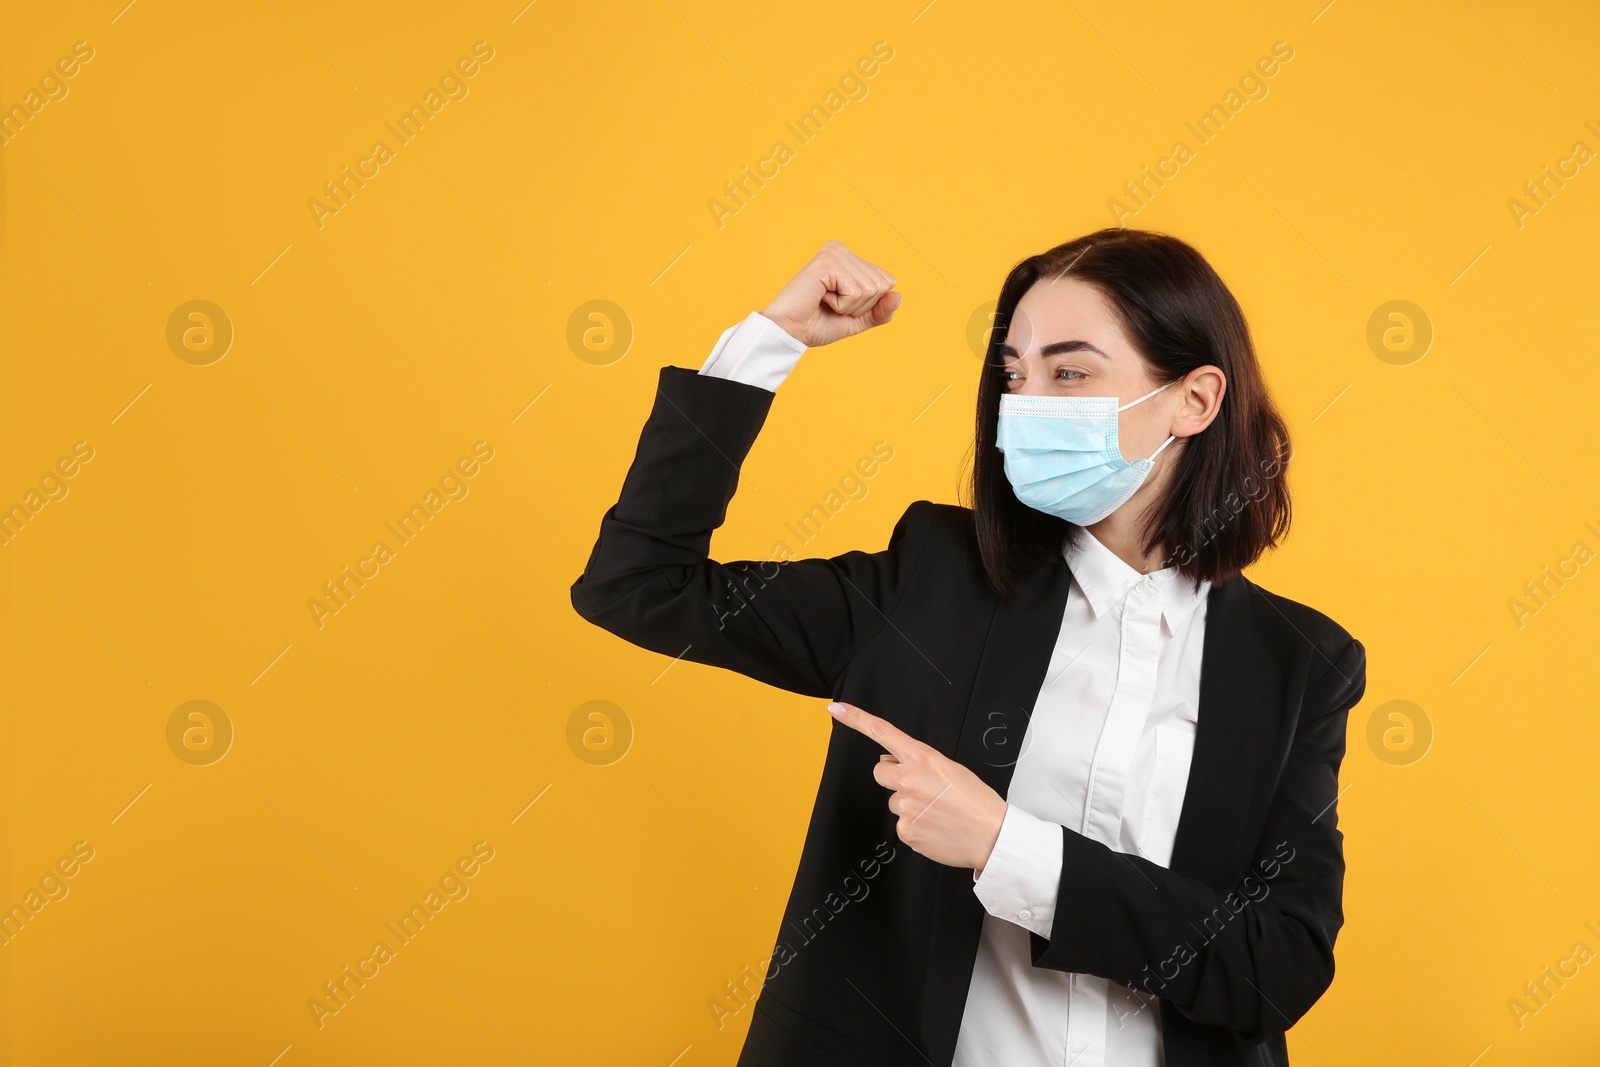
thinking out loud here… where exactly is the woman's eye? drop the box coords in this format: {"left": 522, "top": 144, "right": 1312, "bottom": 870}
{"left": 1002, "top": 366, "right": 1085, "bottom": 385}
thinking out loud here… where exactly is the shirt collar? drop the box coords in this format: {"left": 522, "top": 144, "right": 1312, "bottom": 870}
{"left": 1062, "top": 528, "right": 1210, "bottom": 633}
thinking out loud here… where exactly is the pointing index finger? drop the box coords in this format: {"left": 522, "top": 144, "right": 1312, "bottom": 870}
{"left": 827, "top": 701, "right": 923, "bottom": 761}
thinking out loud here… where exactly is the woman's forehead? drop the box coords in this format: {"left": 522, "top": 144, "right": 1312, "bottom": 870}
{"left": 1005, "top": 279, "right": 1129, "bottom": 353}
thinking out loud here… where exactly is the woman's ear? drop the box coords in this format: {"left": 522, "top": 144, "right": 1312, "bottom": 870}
{"left": 1172, "top": 366, "right": 1226, "bottom": 438}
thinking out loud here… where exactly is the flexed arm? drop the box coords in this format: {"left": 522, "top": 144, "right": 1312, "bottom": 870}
{"left": 569, "top": 243, "right": 912, "bottom": 698}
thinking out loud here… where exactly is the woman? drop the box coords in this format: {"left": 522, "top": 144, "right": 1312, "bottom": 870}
{"left": 570, "top": 229, "right": 1367, "bottom": 1067}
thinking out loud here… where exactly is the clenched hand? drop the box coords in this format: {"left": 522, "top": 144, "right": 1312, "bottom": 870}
{"left": 761, "top": 241, "right": 902, "bottom": 347}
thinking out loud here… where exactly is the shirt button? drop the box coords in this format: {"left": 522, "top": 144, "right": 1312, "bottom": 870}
{"left": 1017, "top": 908, "right": 1033, "bottom": 921}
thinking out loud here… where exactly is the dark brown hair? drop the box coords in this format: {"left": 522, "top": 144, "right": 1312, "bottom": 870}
{"left": 963, "top": 227, "right": 1292, "bottom": 600}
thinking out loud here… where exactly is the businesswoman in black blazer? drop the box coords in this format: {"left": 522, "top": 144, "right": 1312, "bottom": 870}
{"left": 571, "top": 229, "right": 1367, "bottom": 1067}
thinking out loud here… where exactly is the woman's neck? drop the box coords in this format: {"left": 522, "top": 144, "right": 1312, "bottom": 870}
{"left": 1085, "top": 517, "right": 1166, "bottom": 574}
{"left": 1085, "top": 443, "right": 1184, "bottom": 574}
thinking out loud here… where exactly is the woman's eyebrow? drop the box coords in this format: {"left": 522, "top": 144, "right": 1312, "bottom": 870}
{"left": 999, "top": 340, "right": 1108, "bottom": 358}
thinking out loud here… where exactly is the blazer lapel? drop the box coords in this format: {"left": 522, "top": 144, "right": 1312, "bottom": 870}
{"left": 1167, "top": 573, "right": 1267, "bottom": 885}
{"left": 918, "top": 550, "right": 1075, "bottom": 1063}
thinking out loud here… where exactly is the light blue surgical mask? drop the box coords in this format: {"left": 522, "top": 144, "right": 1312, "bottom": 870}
{"left": 995, "top": 381, "right": 1177, "bottom": 525}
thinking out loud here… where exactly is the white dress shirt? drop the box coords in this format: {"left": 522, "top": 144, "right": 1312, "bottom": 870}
{"left": 699, "top": 310, "right": 808, "bottom": 391}
{"left": 697, "top": 311, "right": 1212, "bottom": 1067}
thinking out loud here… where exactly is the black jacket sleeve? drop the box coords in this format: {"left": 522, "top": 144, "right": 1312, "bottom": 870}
{"left": 1028, "top": 636, "right": 1367, "bottom": 1042}
{"left": 570, "top": 364, "right": 934, "bottom": 699}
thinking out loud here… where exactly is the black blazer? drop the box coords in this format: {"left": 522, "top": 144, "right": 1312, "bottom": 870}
{"left": 571, "top": 365, "right": 1368, "bottom": 1067}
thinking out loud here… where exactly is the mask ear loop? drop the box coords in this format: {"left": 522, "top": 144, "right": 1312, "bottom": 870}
{"left": 1145, "top": 433, "right": 1178, "bottom": 462}
{"left": 1117, "top": 380, "right": 1174, "bottom": 412}
{"left": 1121, "top": 381, "right": 1180, "bottom": 463}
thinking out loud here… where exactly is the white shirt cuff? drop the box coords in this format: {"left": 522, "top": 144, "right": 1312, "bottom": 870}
{"left": 698, "top": 311, "right": 807, "bottom": 392}
{"left": 971, "top": 804, "right": 1063, "bottom": 939}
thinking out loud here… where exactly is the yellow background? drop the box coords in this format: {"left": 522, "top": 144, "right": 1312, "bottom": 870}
{"left": 3, "top": 0, "right": 1598, "bottom": 1064}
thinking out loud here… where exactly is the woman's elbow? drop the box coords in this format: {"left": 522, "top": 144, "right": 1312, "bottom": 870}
{"left": 1235, "top": 948, "right": 1336, "bottom": 1044}
{"left": 570, "top": 573, "right": 634, "bottom": 633}
{"left": 1176, "top": 935, "right": 1336, "bottom": 1043}
{"left": 570, "top": 567, "right": 704, "bottom": 651}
